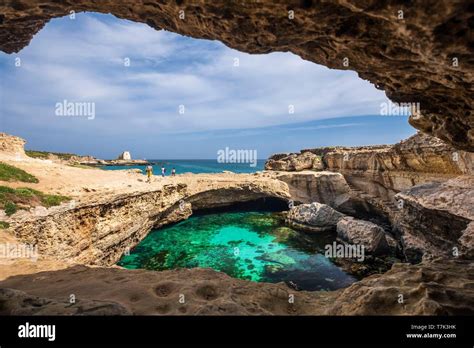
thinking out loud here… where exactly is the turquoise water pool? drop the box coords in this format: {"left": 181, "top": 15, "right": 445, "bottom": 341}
{"left": 118, "top": 212, "right": 356, "bottom": 291}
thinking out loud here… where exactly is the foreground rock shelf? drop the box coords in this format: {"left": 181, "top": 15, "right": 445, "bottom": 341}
{"left": 0, "top": 259, "right": 472, "bottom": 315}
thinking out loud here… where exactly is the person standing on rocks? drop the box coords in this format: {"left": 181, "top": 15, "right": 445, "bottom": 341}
{"left": 146, "top": 165, "right": 153, "bottom": 183}
{"left": 171, "top": 168, "right": 176, "bottom": 176}
{"left": 161, "top": 165, "right": 166, "bottom": 177}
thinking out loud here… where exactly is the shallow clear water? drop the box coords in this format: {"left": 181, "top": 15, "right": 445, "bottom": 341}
{"left": 118, "top": 212, "right": 356, "bottom": 291}
{"left": 102, "top": 159, "right": 265, "bottom": 174}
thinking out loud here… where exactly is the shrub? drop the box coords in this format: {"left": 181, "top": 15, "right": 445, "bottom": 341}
{"left": 0, "top": 185, "right": 71, "bottom": 215}
{"left": 0, "top": 162, "right": 39, "bottom": 183}
{"left": 4, "top": 202, "right": 17, "bottom": 216}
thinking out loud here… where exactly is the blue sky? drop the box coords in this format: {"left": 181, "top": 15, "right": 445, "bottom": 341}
{"left": 0, "top": 12, "right": 415, "bottom": 159}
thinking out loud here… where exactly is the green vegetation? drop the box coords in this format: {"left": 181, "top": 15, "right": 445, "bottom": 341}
{"left": 0, "top": 162, "right": 39, "bottom": 183}
{"left": 0, "top": 186, "right": 71, "bottom": 216}
{"left": 25, "top": 150, "right": 77, "bottom": 161}
{"left": 0, "top": 221, "right": 10, "bottom": 229}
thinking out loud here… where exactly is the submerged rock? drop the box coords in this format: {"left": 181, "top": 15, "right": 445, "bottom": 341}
{"left": 287, "top": 202, "right": 345, "bottom": 232}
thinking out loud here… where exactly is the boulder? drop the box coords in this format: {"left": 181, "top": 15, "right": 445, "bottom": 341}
{"left": 336, "top": 217, "right": 390, "bottom": 255}
{"left": 287, "top": 202, "right": 345, "bottom": 232}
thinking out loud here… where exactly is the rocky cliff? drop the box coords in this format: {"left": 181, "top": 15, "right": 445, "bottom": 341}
{"left": 394, "top": 176, "right": 473, "bottom": 263}
{"left": 0, "top": 1, "right": 472, "bottom": 151}
{"left": 266, "top": 133, "right": 474, "bottom": 263}
{"left": 267, "top": 133, "right": 473, "bottom": 196}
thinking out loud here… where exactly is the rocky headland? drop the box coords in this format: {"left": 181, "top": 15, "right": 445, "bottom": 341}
{"left": 0, "top": 132, "right": 472, "bottom": 315}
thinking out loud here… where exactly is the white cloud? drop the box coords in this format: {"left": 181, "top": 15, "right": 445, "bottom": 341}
{"left": 1, "top": 12, "right": 392, "bottom": 137}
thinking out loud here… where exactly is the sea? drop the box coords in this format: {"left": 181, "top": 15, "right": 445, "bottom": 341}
{"left": 101, "top": 159, "right": 265, "bottom": 174}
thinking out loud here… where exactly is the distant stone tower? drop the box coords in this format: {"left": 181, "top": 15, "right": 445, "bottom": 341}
{"left": 117, "top": 151, "right": 131, "bottom": 160}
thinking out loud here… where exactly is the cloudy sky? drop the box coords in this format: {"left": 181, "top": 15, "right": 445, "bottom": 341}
{"left": 0, "top": 12, "right": 415, "bottom": 159}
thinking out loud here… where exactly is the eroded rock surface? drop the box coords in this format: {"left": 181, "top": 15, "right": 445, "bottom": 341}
{"left": 287, "top": 202, "right": 345, "bottom": 232}
{"left": 336, "top": 217, "right": 391, "bottom": 255}
{"left": 327, "top": 259, "right": 474, "bottom": 315}
{"left": 265, "top": 152, "right": 323, "bottom": 171}
{"left": 274, "top": 170, "right": 352, "bottom": 208}
{"left": 394, "top": 176, "right": 474, "bottom": 262}
{"left": 0, "top": 288, "right": 130, "bottom": 315}
{"left": 0, "top": 259, "right": 472, "bottom": 315}
{"left": 0, "top": 133, "right": 26, "bottom": 158}
{"left": 267, "top": 133, "right": 473, "bottom": 200}
{"left": 0, "top": 1, "right": 472, "bottom": 150}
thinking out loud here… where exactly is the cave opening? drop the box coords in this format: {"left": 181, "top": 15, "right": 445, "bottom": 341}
{"left": 1, "top": 11, "right": 416, "bottom": 290}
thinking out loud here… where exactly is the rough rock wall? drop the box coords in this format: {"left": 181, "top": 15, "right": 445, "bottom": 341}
{"left": 0, "top": 1, "right": 472, "bottom": 150}
{"left": 1, "top": 259, "right": 472, "bottom": 315}
{"left": 394, "top": 176, "right": 473, "bottom": 263}
{"left": 267, "top": 133, "right": 474, "bottom": 200}
{"left": 274, "top": 171, "right": 352, "bottom": 208}
{"left": 12, "top": 185, "right": 189, "bottom": 266}
{"left": 320, "top": 133, "right": 473, "bottom": 175}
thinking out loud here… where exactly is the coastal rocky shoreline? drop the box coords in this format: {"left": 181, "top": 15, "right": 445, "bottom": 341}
{"left": 0, "top": 132, "right": 473, "bottom": 315}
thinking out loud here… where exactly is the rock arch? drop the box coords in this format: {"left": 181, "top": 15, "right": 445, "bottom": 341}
{"left": 0, "top": 0, "right": 472, "bottom": 150}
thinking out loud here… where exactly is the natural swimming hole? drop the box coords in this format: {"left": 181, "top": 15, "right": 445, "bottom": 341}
{"left": 118, "top": 211, "right": 356, "bottom": 291}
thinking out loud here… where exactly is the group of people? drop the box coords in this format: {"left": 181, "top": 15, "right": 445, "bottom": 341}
{"left": 146, "top": 165, "right": 176, "bottom": 183}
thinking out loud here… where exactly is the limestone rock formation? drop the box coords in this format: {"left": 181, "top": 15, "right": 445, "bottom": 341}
{"left": 265, "top": 152, "right": 323, "bottom": 171}
{"left": 336, "top": 217, "right": 390, "bottom": 255}
{"left": 394, "top": 176, "right": 473, "bottom": 263}
{"left": 268, "top": 132, "right": 474, "bottom": 221}
{"left": 0, "top": 259, "right": 472, "bottom": 315}
{"left": 267, "top": 133, "right": 473, "bottom": 199}
{"left": 287, "top": 202, "right": 345, "bottom": 232}
{"left": 0, "top": 133, "right": 26, "bottom": 158}
{"left": 0, "top": 265, "right": 333, "bottom": 315}
{"left": 268, "top": 133, "right": 474, "bottom": 263}
{"left": 326, "top": 259, "right": 474, "bottom": 315}
{"left": 0, "top": 1, "right": 472, "bottom": 150}
{"left": 0, "top": 288, "right": 130, "bottom": 315}
{"left": 274, "top": 170, "right": 352, "bottom": 208}
{"left": 320, "top": 132, "right": 473, "bottom": 178}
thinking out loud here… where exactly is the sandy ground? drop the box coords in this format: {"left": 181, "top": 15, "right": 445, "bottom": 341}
{"left": 0, "top": 151, "right": 274, "bottom": 201}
